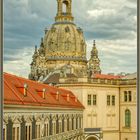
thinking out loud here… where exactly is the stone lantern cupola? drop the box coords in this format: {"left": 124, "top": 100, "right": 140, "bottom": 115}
{"left": 55, "top": 0, "right": 74, "bottom": 22}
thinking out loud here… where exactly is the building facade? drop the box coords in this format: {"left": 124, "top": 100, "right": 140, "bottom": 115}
{"left": 3, "top": 73, "right": 84, "bottom": 140}
{"left": 4, "top": 0, "right": 137, "bottom": 140}
{"left": 56, "top": 76, "right": 136, "bottom": 140}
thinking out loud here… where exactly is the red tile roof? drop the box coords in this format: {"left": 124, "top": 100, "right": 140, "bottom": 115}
{"left": 4, "top": 73, "right": 84, "bottom": 109}
{"left": 93, "top": 74, "right": 123, "bottom": 80}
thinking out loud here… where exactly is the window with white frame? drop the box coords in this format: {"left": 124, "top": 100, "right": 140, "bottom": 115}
{"left": 107, "top": 95, "right": 116, "bottom": 106}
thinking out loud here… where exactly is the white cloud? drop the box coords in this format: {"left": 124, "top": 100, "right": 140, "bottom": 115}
{"left": 87, "top": 9, "right": 116, "bottom": 19}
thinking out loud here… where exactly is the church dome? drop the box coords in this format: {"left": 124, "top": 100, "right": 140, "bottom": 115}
{"left": 43, "top": 22, "right": 87, "bottom": 62}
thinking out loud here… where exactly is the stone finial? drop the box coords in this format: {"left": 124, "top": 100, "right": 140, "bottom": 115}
{"left": 93, "top": 40, "right": 96, "bottom": 45}
{"left": 35, "top": 45, "right": 37, "bottom": 52}
{"left": 41, "top": 37, "right": 43, "bottom": 43}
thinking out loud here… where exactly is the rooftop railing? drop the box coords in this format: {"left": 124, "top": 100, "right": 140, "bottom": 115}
{"left": 59, "top": 77, "right": 136, "bottom": 85}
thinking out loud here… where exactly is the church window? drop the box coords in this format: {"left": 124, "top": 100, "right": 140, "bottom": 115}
{"left": 87, "top": 95, "right": 91, "bottom": 105}
{"left": 125, "top": 109, "right": 131, "bottom": 127}
{"left": 112, "top": 95, "right": 115, "bottom": 106}
{"left": 93, "top": 95, "right": 97, "bottom": 105}
{"left": 107, "top": 95, "right": 110, "bottom": 106}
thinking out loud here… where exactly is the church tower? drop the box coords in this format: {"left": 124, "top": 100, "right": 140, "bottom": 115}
{"left": 88, "top": 40, "right": 101, "bottom": 76}
{"left": 29, "top": 0, "right": 88, "bottom": 81}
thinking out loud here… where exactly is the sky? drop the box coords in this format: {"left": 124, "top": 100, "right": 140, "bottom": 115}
{"left": 4, "top": 0, "right": 137, "bottom": 78}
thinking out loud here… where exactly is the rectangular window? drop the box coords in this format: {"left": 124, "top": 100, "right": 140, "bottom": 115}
{"left": 124, "top": 91, "right": 127, "bottom": 102}
{"left": 107, "top": 95, "right": 110, "bottom": 106}
{"left": 93, "top": 95, "right": 97, "bottom": 105}
{"left": 112, "top": 96, "right": 115, "bottom": 106}
{"left": 128, "top": 91, "right": 132, "bottom": 102}
{"left": 87, "top": 95, "right": 91, "bottom": 105}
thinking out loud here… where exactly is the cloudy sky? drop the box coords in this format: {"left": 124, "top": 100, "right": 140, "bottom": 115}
{"left": 4, "top": 0, "right": 137, "bottom": 78}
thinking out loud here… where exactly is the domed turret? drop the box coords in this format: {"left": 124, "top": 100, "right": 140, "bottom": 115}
{"left": 29, "top": 0, "right": 88, "bottom": 81}
{"left": 44, "top": 24, "right": 87, "bottom": 60}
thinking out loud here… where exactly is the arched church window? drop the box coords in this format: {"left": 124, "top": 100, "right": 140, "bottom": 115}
{"left": 62, "top": 1, "right": 69, "bottom": 14}
{"left": 125, "top": 109, "right": 131, "bottom": 127}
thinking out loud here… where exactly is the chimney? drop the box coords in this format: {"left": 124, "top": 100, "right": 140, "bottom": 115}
{"left": 56, "top": 91, "right": 59, "bottom": 100}
{"left": 42, "top": 88, "right": 46, "bottom": 99}
{"left": 36, "top": 88, "right": 46, "bottom": 99}
{"left": 67, "top": 94, "right": 70, "bottom": 102}
{"left": 23, "top": 83, "right": 28, "bottom": 96}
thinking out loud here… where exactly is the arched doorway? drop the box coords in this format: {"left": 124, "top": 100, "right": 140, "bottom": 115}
{"left": 86, "top": 135, "right": 99, "bottom": 140}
